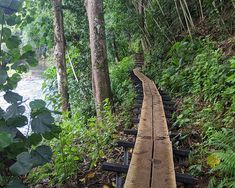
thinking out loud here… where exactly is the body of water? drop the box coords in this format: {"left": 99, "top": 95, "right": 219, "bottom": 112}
{"left": 0, "top": 64, "right": 46, "bottom": 135}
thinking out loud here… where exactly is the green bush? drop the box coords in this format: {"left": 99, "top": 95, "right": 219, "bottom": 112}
{"left": 144, "top": 39, "right": 235, "bottom": 186}
{"left": 28, "top": 100, "right": 117, "bottom": 186}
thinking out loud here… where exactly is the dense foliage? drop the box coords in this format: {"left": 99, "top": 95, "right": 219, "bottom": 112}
{"left": 0, "top": 2, "right": 60, "bottom": 187}
{"left": 144, "top": 39, "right": 235, "bottom": 186}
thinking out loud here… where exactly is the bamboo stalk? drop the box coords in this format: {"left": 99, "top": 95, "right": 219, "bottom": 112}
{"left": 231, "top": 0, "right": 235, "bottom": 9}
{"left": 155, "top": 0, "right": 165, "bottom": 16}
{"left": 66, "top": 51, "right": 79, "bottom": 83}
{"left": 183, "top": 0, "right": 194, "bottom": 28}
{"left": 179, "top": 0, "right": 192, "bottom": 38}
{"left": 174, "top": 0, "right": 185, "bottom": 30}
{"left": 198, "top": 0, "right": 204, "bottom": 20}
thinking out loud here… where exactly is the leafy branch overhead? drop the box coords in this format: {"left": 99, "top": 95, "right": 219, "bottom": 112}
{"left": 0, "top": 1, "right": 60, "bottom": 187}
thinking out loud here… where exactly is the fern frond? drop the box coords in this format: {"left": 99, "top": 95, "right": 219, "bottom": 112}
{"left": 215, "top": 151, "right": 235, "bottom": 176}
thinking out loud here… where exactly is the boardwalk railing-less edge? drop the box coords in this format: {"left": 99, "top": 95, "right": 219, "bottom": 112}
{"left": 124, "top": 68, "right": 176, "bottom": 188}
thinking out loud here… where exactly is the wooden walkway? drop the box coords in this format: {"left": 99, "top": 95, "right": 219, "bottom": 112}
{"left": 124, "top": 68, "right": 176, "bottom": 188}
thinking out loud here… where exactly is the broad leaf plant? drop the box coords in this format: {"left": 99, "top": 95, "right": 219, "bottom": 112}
{"left": 0, "top": 1, "right": 60, "bottom": 187}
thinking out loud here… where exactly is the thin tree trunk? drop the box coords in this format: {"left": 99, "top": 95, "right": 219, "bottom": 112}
{"left": 112, "top": 34, "right": 120, "bottom": 63}
{"left": 139, "top": 0, "right": 145, "bottom": 51}
{"left": 85, "top": 0, "right": 112, "bottom": 115}
{"left": 52, "top": 0, "right": 70, "bottom": 113}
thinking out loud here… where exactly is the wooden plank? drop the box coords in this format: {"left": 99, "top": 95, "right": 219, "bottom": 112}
{"left": 125, "top": 69, "right": 176, "bottom": 188}
{"left": 151, "top": 81, "right": 176, "bottom": 188}
{"left": 124, "top": 70, "right": 153, "bottom": 188}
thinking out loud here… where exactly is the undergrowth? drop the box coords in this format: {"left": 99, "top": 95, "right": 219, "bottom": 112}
{"left": 27, "top": 57, "right": 135, "bottom": 186}
{"left": 144, "top": 38, "right": 235, "bottom": 187}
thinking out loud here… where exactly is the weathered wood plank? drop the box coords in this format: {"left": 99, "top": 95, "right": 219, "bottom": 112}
{"left": 125, "top": 68, "right": 176, "bottom": 188}
{"left": 151, "top": 81, "right": 176, "bottom": 188}
{"left": 124, "top": 69, "right": 153, "bottom": 188}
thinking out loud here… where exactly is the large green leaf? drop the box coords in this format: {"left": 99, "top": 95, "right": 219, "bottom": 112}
{"left": 30, "top": 145, "right": 52, "bottom": 167}
{"left": 6, "top": 115, "right": 28, "bottom": 127}
{"left": 0, "top": 131, "right": 12, "bottom": 149}
{"left": 4, "top": 91, "right": 23, "bottom": 104}
{"left": 29, "top": 99, "right": 46, "bottom": 111}
{"left": 21, "top": 51, "right": 38, "bottom": 67}
{"left": 6, "top": 36, "right": 21, "bottom": 49}
{"left": 6, "top": 15, "right": 21, "bottom": 26}
{"left": 22, "top": 44, "right": 32, "bottom": 52}
{"left": 0, "top": 126, "right": 17, "bottom": 139}
{"left": 9, "top": 152, "right": 33, "bottom": 175}
{"left": 4, "top": 73, "right": 21, "bottom": 90}
{"left": 11, "top": 48, "right": 21, "bottom": 60}
{"left": 7, "top": 179, "right": 25, "bottom": 188}
{"left": 2, "top": 27, "right": 12, "bottom": 41}
{"left": 0, "top": 69, "right": 8, "bottom": 85}
{"left": 28, "top": 133, "right": 42, "bottom": 146}
{"left": 4, "top": 104, "right": 25, "bottom": 120}
{"left": 31, "top": 112, "right": 54, "bottom": 133}
{"left": 11, "top": 61, "right": 28, "bottom": 73}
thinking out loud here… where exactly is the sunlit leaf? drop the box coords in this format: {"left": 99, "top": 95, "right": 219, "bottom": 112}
{"left": 207, "top": 154, "right": 220, "bottom": 168}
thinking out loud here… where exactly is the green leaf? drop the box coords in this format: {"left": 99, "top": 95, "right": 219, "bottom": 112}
{"left": 4, "top": 91, "right": 23, "bottom": 104}
{"left": 31, "top": 112, "right": 54, "bottom": 133}
{"left": 7, "top": 179, "right": 25, "bottom": 188}
{"left": 21, "top": 51, "right": 38, "bottom": 67}
{"left": 4, "top": 73, "right": 21, "bottom": 90}
{"left": 30, "top": 145, "right": 52, "bottom": 167}
{"left": 11, "top": 48, "right": 21, "bottom": 60}
{"left": 11, "top": 61, "right": 29, "bottom": 73}
{"left": 6, "top": 36, "right": 21, "bottom": 49}
{"left": 6, "top": 15, "right": 21, "bottom": 26}
{"left": 0, "top": 69, "right": 8, "bottom": 85}
{"left": 2, "top": 27, "right": 12, "bottom": 41}
{"left": 29, "top": 100, "right": 46, "bottom": 111}
{"left": 26, "top": 56, "right": 38, "bottom": 67}
{"left": 0, "top": 107, "right": 4, "bottom": 118}
{"left": 10, "top": 152, "right": 33, "bottom": 175}
{"left": 4, "top": 104, "right": 25, "bottom": 120}
{"left": 28, "top": 133, "right": 42, "bottom": 146}
{"left": 0, "top": 131, "right": 12, "bottom": 149}
{"left": 22, "top": 44, "right": 32, "bottom": 52}
{"left": 0, "top": 9, "right": 4, "bottom": 24}
{"left": 43, "top": 124, "right": 61, "bottom": 140}
{"left": 6, "top": 115, "right": 28, "bottom": 127}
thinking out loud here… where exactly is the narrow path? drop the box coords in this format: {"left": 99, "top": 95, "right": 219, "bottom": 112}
{"left": 124, "top": 68, "right": 176, "bottom": 188}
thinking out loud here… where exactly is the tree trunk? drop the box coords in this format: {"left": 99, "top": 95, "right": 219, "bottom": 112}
{"left": 85, "top": 0, "right": 112, "bottom": 115}
{"left": 52, "top": 0, "right": 70, "bottom": 113}
{"left": 112, "top": 34, "right": 120, "bottom": 63}
{"left": 139, "top": 0, "right": 146, "bottom": 52}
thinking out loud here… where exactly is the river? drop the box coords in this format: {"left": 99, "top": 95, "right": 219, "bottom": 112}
{"left": 0, "top": 63, "right": 46, "bottom": 135}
